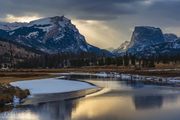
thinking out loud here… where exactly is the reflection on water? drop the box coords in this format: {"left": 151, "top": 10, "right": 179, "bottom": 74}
{"left": 1, "top": 76, "right": 180, "bottom": 120}
{"left": 133, "top": 95, "right": 163, "bottom": 110}
{"left": 0, "top": 100, "right": 77, "bottom": 120}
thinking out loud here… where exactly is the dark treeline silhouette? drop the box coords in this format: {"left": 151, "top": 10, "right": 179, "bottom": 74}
{"left": 9, "top": 52, "right": 180, "bottom": 69}
{"left": 15, "top": 52, "right": 101, "bottom": 68}
{"left": 0, "top": 42, "right": 180, "bottom": 69}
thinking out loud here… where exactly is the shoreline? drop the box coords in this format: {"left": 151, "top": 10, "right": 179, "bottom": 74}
{"left": 22, "top": 87, "right": 101, "bottom": 105}
{"left": 1, "top": 71, "right": 180, "bottom": 112}
{"left": 58, "top": 72, "right": 180, "bottom": 87}
{"left": 0, "top": 83, "right": 30, "bottom": 107}
{"left": 0, "top": 67, "right": 180, "bottom": 80}
{"left": 10, "top": 77, "right": 101, "bottom": 105}
{"left": 0, "top": 77, "right": 101, "bottom": 112}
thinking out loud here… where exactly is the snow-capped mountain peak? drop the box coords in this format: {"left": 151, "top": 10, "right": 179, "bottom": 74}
{"left": 128, "top": 26, "right": 165, "bottom": 48}
{"left": 113, "top": 26, "right": 180, "bottom": 57}
{"left": 0, "top": 16, "right": 111, "bottom": 56}
{"left": 112, "top": 41, "right": 130, "bottom": 54}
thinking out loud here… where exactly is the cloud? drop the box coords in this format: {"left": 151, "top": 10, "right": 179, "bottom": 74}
{"left": 2, "top": 14, "right": 41, "bottom": 23}
{"left": 73, "top": 20, "right": 125, "bottom": 48}
{"left": 0, "top": 0, "right": 146, "bottom": 21}
{"left": 146, "top": 0, "right": 180, "bottom": 21}
{"left": 0, "top": 0, "right": 180, "bottom": 48}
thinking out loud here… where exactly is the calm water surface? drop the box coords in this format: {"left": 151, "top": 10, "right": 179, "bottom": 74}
{"left": 1, "top": 75, "right": 180, "bottom": 120}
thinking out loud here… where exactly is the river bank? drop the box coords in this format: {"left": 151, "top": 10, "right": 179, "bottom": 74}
{"left": 0, "top": 67, "right": 179, "bottom": 109}
{"left": 0, "top": 83, "right": 30, "bottom": 107}
{"left": 58, "top": 72, "right": 180, "bottom": 87}
{"left": 0, "top": 66, "right": 180, "bottom": 80}
{"left": 2, "top": 75, "right": 180, "bottom": 120}
{"left": 0, "top": 77, "right": 100, "bottom": 112}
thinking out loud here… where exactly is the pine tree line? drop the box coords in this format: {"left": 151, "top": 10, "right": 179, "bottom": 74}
{"left": 12, "top": 52, "right": 180, "bottom": 69}
{"left": 0, "top": 35, "right": 179, "bottom": 69}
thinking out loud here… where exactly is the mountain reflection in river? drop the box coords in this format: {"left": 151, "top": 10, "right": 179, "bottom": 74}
{"left": 1, "top": 76, "right": 180, "bottom": 120}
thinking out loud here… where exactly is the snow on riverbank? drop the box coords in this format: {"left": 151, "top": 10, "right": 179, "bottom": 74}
{"left": 55, "top": 72, "right": 180, "bottom": 86}
{"left": 54, "top": 72, "right": 119, "bottom": 77}
{"left": 10, "top": 78, "right": 96, "bottom": 95}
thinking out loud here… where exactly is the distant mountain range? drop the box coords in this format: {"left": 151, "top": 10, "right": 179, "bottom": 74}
{"left": 0, "top": 16, "right": 111, "bottom": 56}
{"left": 0, "top": 16, "right": 179, "bottom": 59}
{"left": 113, "top": 26, "right": 180, "bottom": 58}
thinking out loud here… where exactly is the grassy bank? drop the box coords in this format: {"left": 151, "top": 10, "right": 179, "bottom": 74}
{"left": 0, "top": 72, "right": 56, "bottom": 84}
{"left": 1, "top": 66, "right": 179, "bottom": 78}
{"left": 0, "top": 66, "right": 179, "bottom": 84}
{"left": 0, "top": 72, "right": 52, "bottom": 107}
{"left": 0, "top": 83, "right": 30, "bottom": 106}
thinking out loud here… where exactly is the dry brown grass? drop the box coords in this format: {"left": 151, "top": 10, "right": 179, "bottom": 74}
{"left": 0, "top": 83, "right": 30, "bottom": 106}
{"left": 155, "top": 63, "right": 180, "bottom": 69}
{"left": 0, "top": 65, "right": 180, "bottom": 84}
{"left": 0, "top": 72, "right": 55, "bottom": 84}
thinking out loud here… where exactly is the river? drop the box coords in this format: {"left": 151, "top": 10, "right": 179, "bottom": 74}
{"left": 1, "top": 75, "right": 180, "bottom": 120}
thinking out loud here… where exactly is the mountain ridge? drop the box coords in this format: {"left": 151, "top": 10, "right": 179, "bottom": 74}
{"left": 114, "top": 26, "right": 180, "bottom": 58}
{"left": 0, "top": 16, "right": 112, "bottom": 56}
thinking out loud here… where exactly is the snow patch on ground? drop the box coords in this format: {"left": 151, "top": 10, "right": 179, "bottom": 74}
{"left": 10, "top": 78, "right": 96, "bottom": 95}
{"left": 55, "top": 72, "right": 180, "bottom": 86}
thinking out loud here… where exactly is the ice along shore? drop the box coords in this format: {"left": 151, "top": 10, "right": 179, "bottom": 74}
{"left": 10, "top": 78, "right": 100, "bottom": 105}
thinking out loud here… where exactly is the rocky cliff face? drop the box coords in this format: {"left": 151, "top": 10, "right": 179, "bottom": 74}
{"left": 128, "top": 26, "right": 165, "bottom": 48}
{"left": 0, "top": 16, "right": 111, "bottom": 56}
{"left": 164, "top": 33, "right": 178, "bottom": 42}
{"left": 112, "top": 41, "right": 130, "bottom": 54}
{"left": 114, "top": 26, "right": 180, "bottom": 58}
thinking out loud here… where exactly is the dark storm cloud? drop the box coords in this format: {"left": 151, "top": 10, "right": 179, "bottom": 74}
{"left": 0, "top": 0, "right": 180, "bottom": 22}
{"left": 0, "top": 0, "right": 146, "bottom": 20}
{"left": 2, "top": 0, "right": 180, "bottom": 21}
{"left": 146, "top": 0, "right": 180, "bottom": 21}
{"left": 1, "top": 0, "right": 180, "bottom": 48}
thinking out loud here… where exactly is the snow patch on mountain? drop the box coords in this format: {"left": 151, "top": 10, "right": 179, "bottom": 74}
{"left": 27, "top": 31, "right": 39, "bottom": 39}
{"left": 0, "top": 22, "right": 27, "bottom": 31}
{"left": 113, "top": 26, "right": 180, "bottom": 57}
{"left": 0, "top": 16, "right": 111, "bottom": 56}
{"left": 29, "top": 18, "right": 51, "bottom": 26}
{"left": 164, "top": 33, "right": 178, "bottom": 42}
{"left": 112, "top": 41, "right": 130, "bottom": 54}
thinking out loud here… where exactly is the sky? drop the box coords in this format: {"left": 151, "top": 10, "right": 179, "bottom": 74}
{"left": 0, "top": 0, "right": 180, "bottom": 49}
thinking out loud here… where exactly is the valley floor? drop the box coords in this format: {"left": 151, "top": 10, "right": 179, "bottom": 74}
{"left": 0, "top": 66, "right": 180, "bottom": 84}
{"left": 0, "top": 66, "right": 179, "bottom": 109}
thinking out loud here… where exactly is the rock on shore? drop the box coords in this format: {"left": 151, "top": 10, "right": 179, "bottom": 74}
{"left": 0, "top": 83, "right": 30, "bottom": 106}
